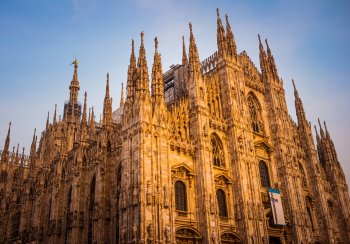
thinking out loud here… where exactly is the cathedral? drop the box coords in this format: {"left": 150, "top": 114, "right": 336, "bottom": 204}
{"left": 1, "top": 9, "right": 350, "bottom": 244}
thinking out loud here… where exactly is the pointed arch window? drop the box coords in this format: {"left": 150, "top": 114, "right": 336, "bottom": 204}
{"left": 175, "top": 181, "right": 187, "bottom": 211}
{"left": 247, "top": 94, "right": 264, "bottom": 134}
{"left": 211, "top": 134, "right": 225, "bottom": 167}
{"left": 216, "top": 189, "right": 228, "bottom": 217}
{"left": 259, "top": 161, "right": 270, "bottom": 188}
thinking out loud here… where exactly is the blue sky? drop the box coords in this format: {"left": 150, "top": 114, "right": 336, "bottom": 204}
{"left": 0, "top": 0, "right": 349, "bottom": 183}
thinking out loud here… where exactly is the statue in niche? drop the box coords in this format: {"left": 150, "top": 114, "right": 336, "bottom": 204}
{"left": 148, "top": 224, "right": 154, "bottom": 242}
{"left": 132, "top": 224, "right": 138, "bottom": 242}
{"left": 146, "top": 181, "right": 152, "bottom": 205}
{"left": 163, "top": 185, "right": 169, "bottom": 208}
{"left": 120, "top": 228, "right": 126, "bottom": 244}
{"left": 132, "top": 183, "right": 138, "bottom": 205}
{"left": 210, "top": 194, "right": 215, "bottom": 214}
{"left": 164, "top": 226, "right": 171, "bottom": 243}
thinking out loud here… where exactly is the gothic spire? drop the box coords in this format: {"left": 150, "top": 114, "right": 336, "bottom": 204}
{"left": 182, "top": 35, "right": 188, "bottom": 66}
{"left": 216, "top": 8, "right": 227, "bottom": 56}
{"left": 127, "top": 39, "right": 137, "bottom": 102}
{"left": 136, "top": 31, "right": 150, "bottom": 98}
{"left": 29, "top": 128, "right": 37, "bottom": 169}
{"left": 53, "top": 104, "right": 57, "bottom": 125}
{"left": 318, "top": 118, "right": 325, "bottom": 139}
{"left": 151, "top": 37, "right": 165, "bottom": 105}
{"left": 188, "top": 22, "right": 201, "bottom": 77}
{"left": 69, "top": 58, "right": 80, "bottom": 104}
{"left": 103, "top": 73, "right": 113, "bottom": 125}
{"left": 120, "top": 82, "right": 125, "bottom": 107}
{"left": 324, "top": 121, "right": 331, "bottom": 139}
{"left": 90, "top": 106, "right": 96, "bottom": 135}
{"left": 46, "top": 112, "right": 50, "bottom": 130}
{"left": 81, "top": 92, "right": 88, "bottom": 127}
{"left": 314, "top": 125, "right": 320, "bottom": 144}
{"left": 292, "top": 79, "right": 306, "bottom": 123}
{"left": 225, "top": 14, "right": 237, "bottom": 58}
{"left": 1, "top": 122, "right": 11, "bottom": 163}
{"left": 258, "top": 34, "right": 268, "bottom": 75}
{"left": 265, "top": 39, "right": 278, "bottom": 77}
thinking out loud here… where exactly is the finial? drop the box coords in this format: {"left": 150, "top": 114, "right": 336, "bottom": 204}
{"left": 141, "top": 31, "right": 144, "bottom": 46}
{"left": 154, "top": 37, "right": 158, "bottom": 52}
{"left": 225, "top": 14, "right": 229, "bottom": 22}
{"left": 318, "top": 118, "right": 322, "bottom": 127}
{"left": 216, "top": 8, "right": 220, "bottom": 17}
{"left": 84, "top": 91, "right": 87, "bottom": 101}
{"left": 189, "top": 22, "right": 193, "bottom": 33}
{"left": 132, "top": 39, "right": 135, "bottom": 52}
{"left": 74, "top": 57, "right": 78, "bottom": 67}
{"left": 258, "top": 34, "right": 262, "bottom": 43}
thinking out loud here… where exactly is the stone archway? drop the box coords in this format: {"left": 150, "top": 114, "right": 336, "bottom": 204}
{"left": 175, "top": 228, "right": 202, "bottom": 244}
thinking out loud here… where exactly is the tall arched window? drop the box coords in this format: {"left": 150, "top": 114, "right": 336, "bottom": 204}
{"left": 175, "top": 181, "right": 187, "bottom": 211}
{"left": 259, "top": 161, "right": 270, "bottom": 188}
{"left": 216, "top": 189, "right": 228, "bottom": 217}
{"left": 88, "top": 176, "right": 96, "bottom": 244}
{"left": 65, "top": 187, "right": 72, "bottom": 243}
{"left": 299, "top": 163, "right": 307, "bottom": 188}
{"left": 247, "top": 94, "right": 263, "bottom": 134}
{"left": 211, "top": 134, "right": 225, "bottom": 167}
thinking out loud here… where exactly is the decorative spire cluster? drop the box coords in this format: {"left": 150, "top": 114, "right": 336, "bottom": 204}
{"left": 258, "top": 35, "right": 279, "bottom": 80}
{"left": 215, "top": 9, "right": 237, "bottom": 59}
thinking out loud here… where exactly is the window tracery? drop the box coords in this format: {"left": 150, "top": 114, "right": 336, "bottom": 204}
{"left": 247, "top": 94, "right": 264, "bottom": 134}
{"left": 211, "top": 134, "right": 224, "bottom": 167}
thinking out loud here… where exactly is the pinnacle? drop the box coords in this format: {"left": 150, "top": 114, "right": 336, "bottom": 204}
{"left": 182, "top": 35, "right": 188, "bottom": 65}
{"left": 154, "top": 37, "right": 158, "bottom": 52}
{"left": 141, "top": 31, "right": 144, "bottom": 46}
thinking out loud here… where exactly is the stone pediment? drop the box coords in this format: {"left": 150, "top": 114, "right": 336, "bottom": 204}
{"left": 215, "top": 173, "right": 233, "bottom": 186}
{"left": 171, "top": 163, "right": 195, "bottom": 177}
{"left": 254, "top": 140, "right": 273, "bottom": 159}
{"left": 254, "top": 140, "right": 273, "bottom": 152}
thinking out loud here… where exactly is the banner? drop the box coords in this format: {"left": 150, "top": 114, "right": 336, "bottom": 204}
{"left": 268, "top": 188, "right": 286, "bottom": 225}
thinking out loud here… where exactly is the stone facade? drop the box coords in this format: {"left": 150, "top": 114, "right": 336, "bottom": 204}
{"left": 1, "top": 9, "right": 350, "bottom": 244}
